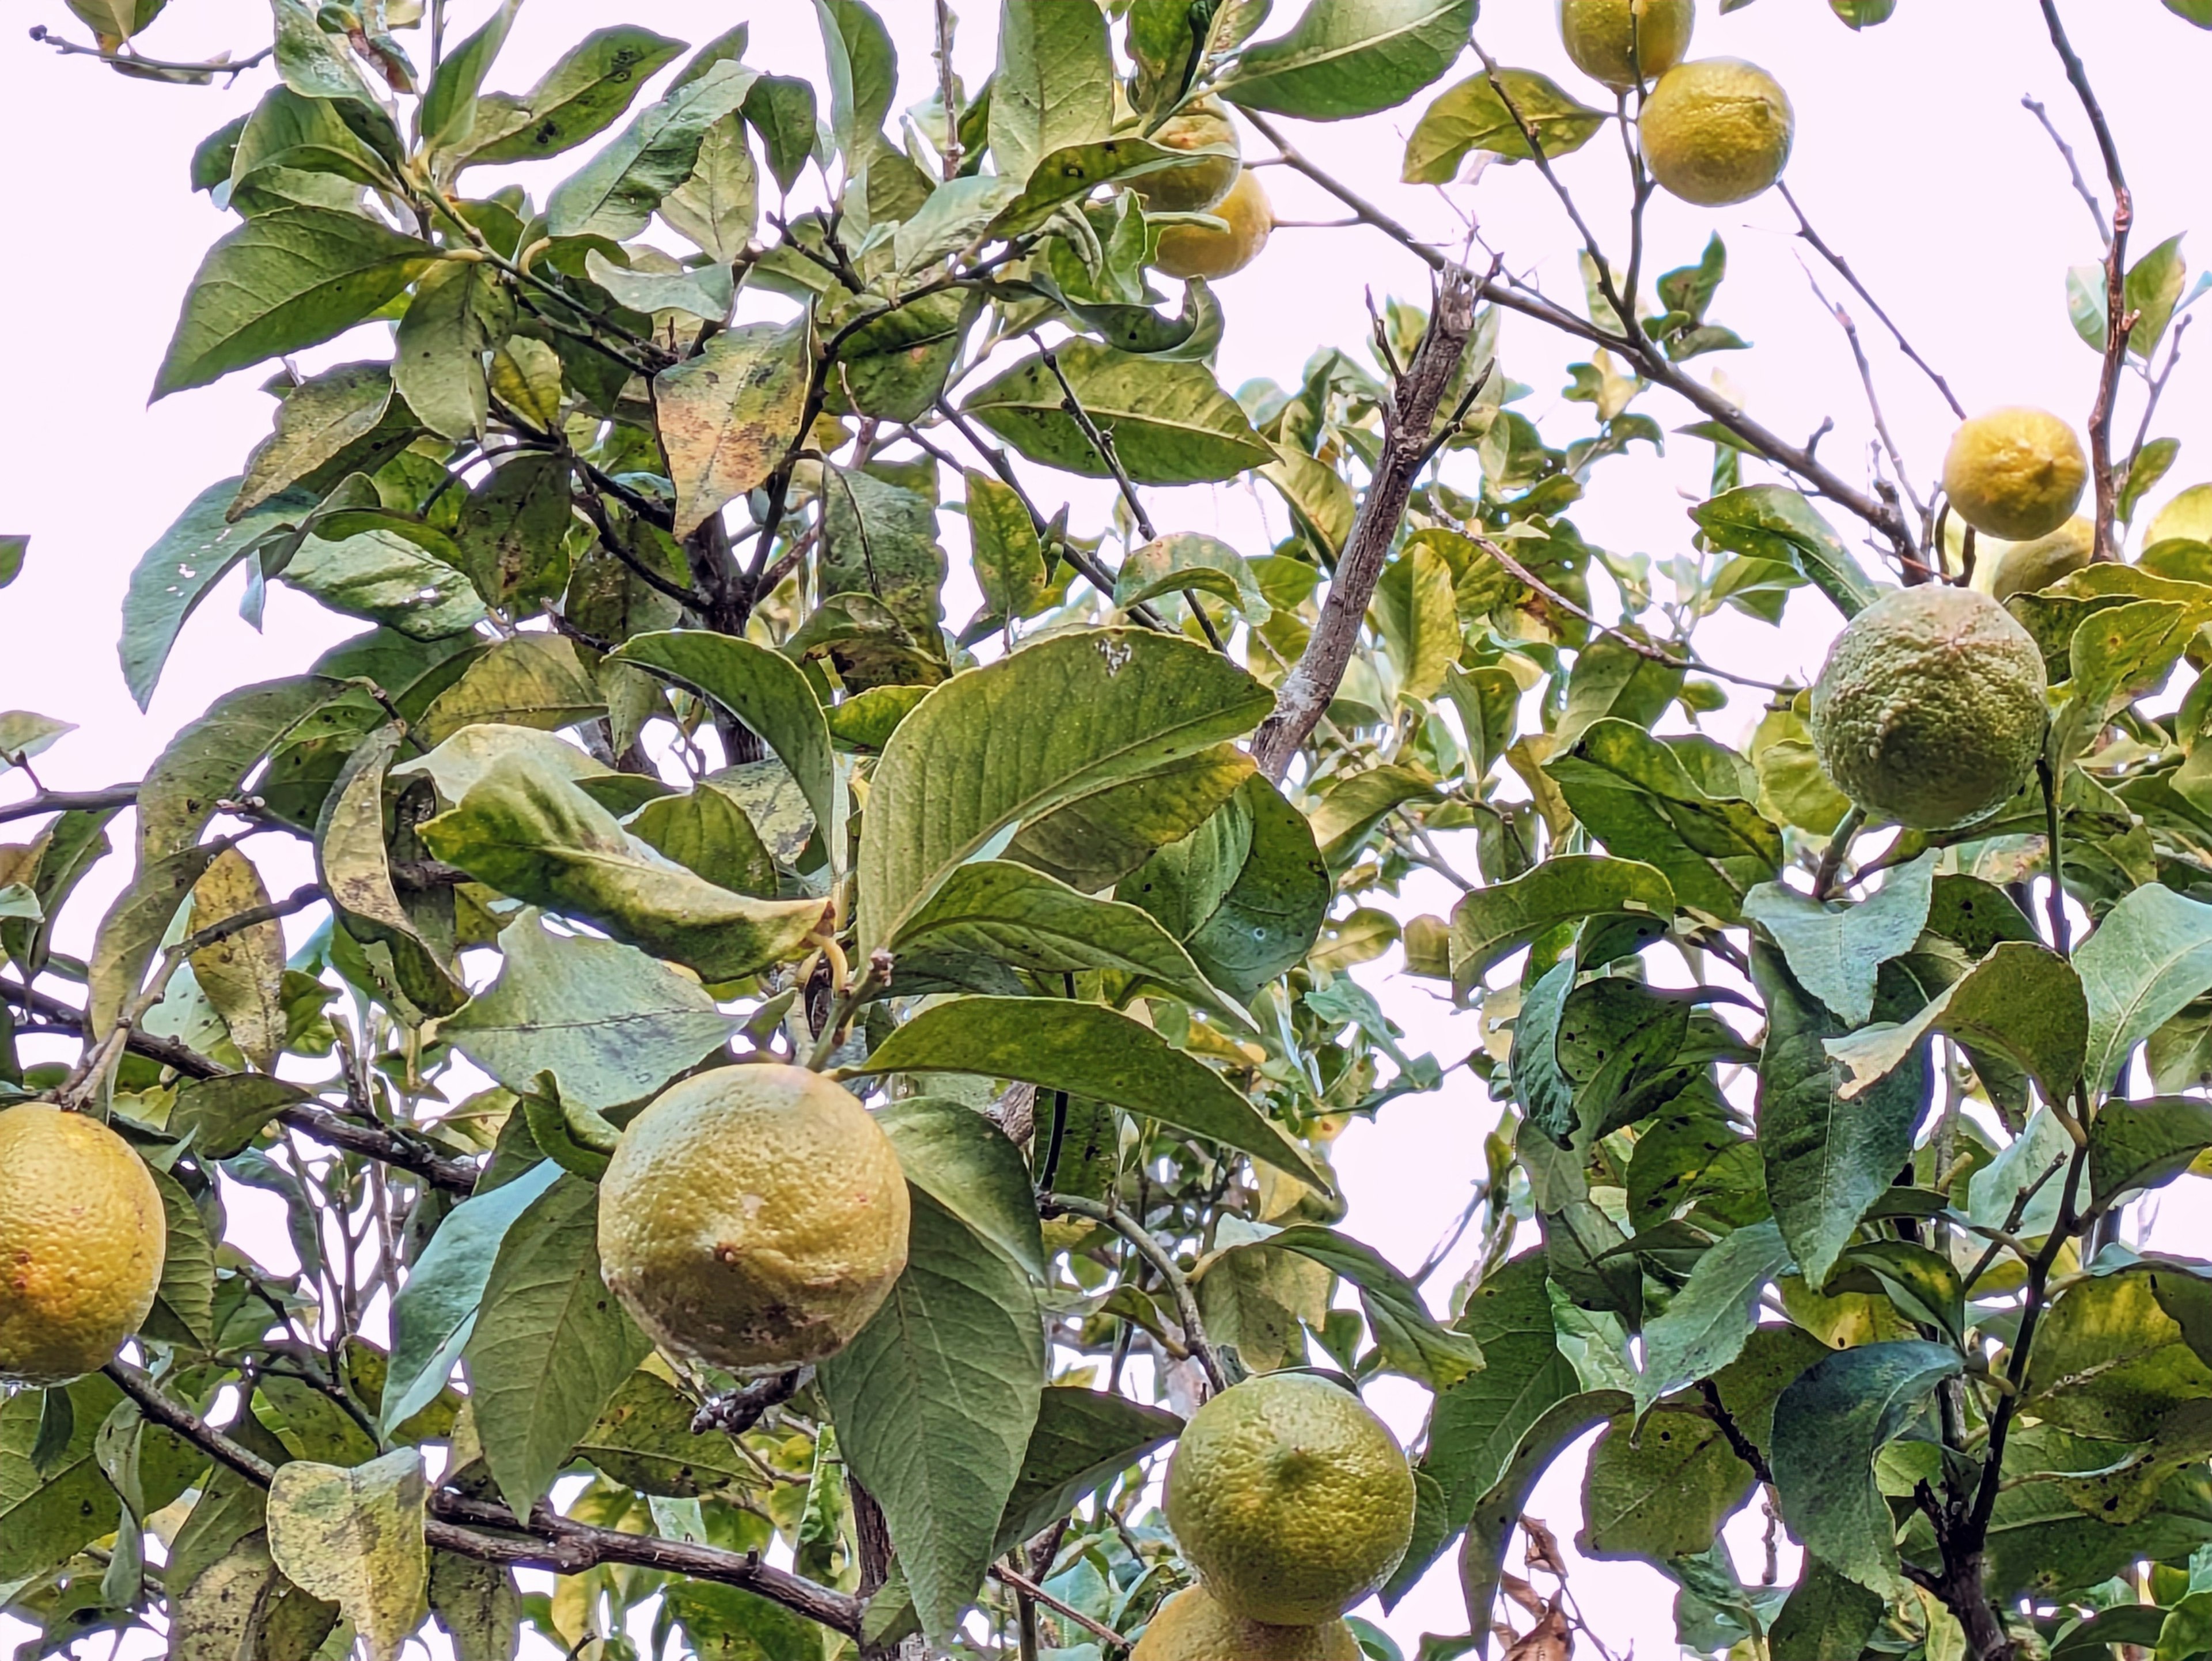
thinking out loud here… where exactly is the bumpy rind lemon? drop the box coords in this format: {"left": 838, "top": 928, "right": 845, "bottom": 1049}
{"left": 1942, "top": 408, "right": 2089, "bottom": 542}
{"left": 0, "top": 1104, "right": 166, "bottom": 1386}
{"left": 1558, "top": 0, "right": 1694, "bottom": 89}
{"left": 597, "top": 1065, "right": 911, "bottom": 1373}
{"left": 1153, "top": 170, "right": 1272, "bottom": 281}
{"left": 1165, "top": 1372, "right": 1416, "bottom": 1626}
{"left": 1808, "top": 585, "right": 2049, "bottom": 832}
{"left": 1973, "top": 516, "right": 2094, "bottom": 603}
{"left": 1639, "top": 59, "right": 1794, "bottom": 206}
{"left": 1131, "top": 1586, "right": 1360, "bottom": 1661}
{"left": 1132, "top": 101, "right": 1243, "bottom": 214}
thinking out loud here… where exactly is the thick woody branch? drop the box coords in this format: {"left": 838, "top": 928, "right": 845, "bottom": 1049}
{"left": 1250, "top": 265, "right": 1476, "bottom": 778}
{"left": 104, "top": 1361, "right": 862, "bottom": 1636}
{"left": 0, "top": 785, "right": 139, "bottom": 826}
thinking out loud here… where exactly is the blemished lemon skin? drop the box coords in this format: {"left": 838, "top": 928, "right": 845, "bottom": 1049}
{"left": 0, "top": 1104, "right": 166, "bottom": 1386}
{"left": 1942, "top": 408, "right": 2090, "bottom": 542}
{"left": 1639, "top": 59, "right": 1794, "bottom": 206}
{"left": 1973, "top": 516, "right": 2094, "bottom": 603}
{"left": 1153, "top": 170, "right": 1272, "bottom": 281}
{"left": 1131, "top": 1586, "right": 1361, "bottom": 1661}
{"left": 1809, "top": 586, "right": 2050, "bottom": 833}
{"left": 1131, "top": 101, "right": 1243, "bottom": 214}
{"left": 597, "top": 1065, "right": 911, "bottom": 1374}
{"left": 1558, "top": 0, "right": 1694, "bottom": 90}
{"left": 1165, "top": 1372, "right": 1416, "bottom": 1626}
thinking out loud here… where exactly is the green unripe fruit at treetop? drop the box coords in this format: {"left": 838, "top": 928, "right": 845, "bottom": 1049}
{"left": 1808, "top": 585, "right": 2048, "bottom": 832}
{"left": 1558, "top": 0, "right": 1695, "bottom": 90}
{"left": 1972, "top": 516, "right": 2094, "bottom": 604}
{"left": 1942, "top": 407, "right": 2089, "bottom": 542}
{"left": 1131, "top": 100, "right": 1243, "bottom": 214}
{"left": 1639, "top": 58, "right": 1793, "bottom": 206}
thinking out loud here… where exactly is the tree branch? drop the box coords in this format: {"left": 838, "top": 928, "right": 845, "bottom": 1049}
{"left": 1250, "top": 265, "right": 1476, "bottom": 778}
{"left": 1040, "top": 1191, "right": 1226, "bottom": 1394}
{"left": 1779, "top": 183, "right": 1966, "bottom": 421}
{"left": 0, "top": 785, "right": 138, "bottom": 826}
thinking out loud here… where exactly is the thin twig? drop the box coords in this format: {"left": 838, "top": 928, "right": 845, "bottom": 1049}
{"left": 1780, "top": 183, "right": 1967, "bottom": 420}
{"left": 1810, "top": 805, "right": 1865, "bottom": 902}
{"left": 0, "top": 785, "right": 138, "bottom": 826}
{"left": 2020, "top": 94, "right": 2111, "bottom": 245}
{"left": 991, "top": 1564, "right": 1128, "bottom": 1652}
{"left": 1796, "top": 261, "right": 1928, "bottom": 521}
{"left": 27, "top": 24, "right": 270, "bottom": 81}
{"left": 1040, "top": 1192, "right": 1226, "bottom": 1394}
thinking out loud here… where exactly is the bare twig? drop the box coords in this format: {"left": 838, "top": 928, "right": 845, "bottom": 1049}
{"left": 1780, "top": 184, "right": 1966, "bottom": 421}
{"left": 27, "top": 24, "right": 270, "bottom": 82}
{"left": 0, "top": 785, "right": 138, "bottom": 826}
{"left": 2020, "top": 94, "right": 2111, "bottom": 245}
{"left": 1040, "top": 1191, "right": 1226, "bottom": 1394}
{"left": 991, "top": 1564, "right": 1128, "bottom": 1652}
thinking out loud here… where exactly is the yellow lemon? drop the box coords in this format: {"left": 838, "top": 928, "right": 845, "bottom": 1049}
{"left": 1165, "top": 1372, "right": 1415, "bottom": 1625}
{"left": 1809, "top": 585, "right": 2049, "bottom": 831}
{"left": 1972, "top": 516, "right": 2094, "bottom": 603}
{"left": 0, "top": 1104, "right": 166, "bottom": 1386}
{"left": 598, "top": 1065, "right": 910, "bottom": 1373}
{"left": 1131, "top": 1586, "right": 1360, "bottom": 1661}
{"left": 1639, "top": 59, "right": 1794, "bottom": 206}
{"left": 1559, "top": 0, "right": 1694, "bottom": 90}
{"left": 1153, "top": 170, "right": 1272, "bottom": 281}
{"left": 1132, "top": 101, "right": 1243, "bottom": 215}
{"left": 1942, "top": 408, "right": 2089, "bottom": 542}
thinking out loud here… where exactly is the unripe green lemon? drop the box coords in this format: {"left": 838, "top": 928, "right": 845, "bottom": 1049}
{"left": 1809, "top": 585, "right": 2048, "bottom": 831}
{"left": 1639, "top": 59, "right": 1793, "bottom": 205}
{"left": 1131, "top": 100, "right": 1243, "bottom": 214}
{"left": 0, "top": 1104, "right": 166, "bottom": 1386}
{"left": 1942, "top": 408, "right": 2088, "bottom": 542}
{"left": 598, "top": 1065, "right": 910, "bottom": 1373}
{"left": 1165, "top": 1372, "right": 1415, "bottom": 1626}
{"left": 1131, "top": 1586, "right": 1359, "bottom": 1661}
{"left": 1972, "top": 516, "right": 2094, "bottom": 603}
{"left": 1153, "top": 170, "right": 1272, "bottom": 281}
{"left": 1558, "top": 0, "right": 1694, "bottom": 90}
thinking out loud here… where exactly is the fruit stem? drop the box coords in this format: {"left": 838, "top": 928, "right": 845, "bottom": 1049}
{"left": 1810, "top": 806, "right": 1864, "bottom": 902}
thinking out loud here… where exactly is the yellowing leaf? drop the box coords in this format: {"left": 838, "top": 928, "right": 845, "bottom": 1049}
{"left": 656, "top": 317, "right": 812, "bottom": 538}
{"left": 265, "top": 1448, "right": 429, "bottom": 1661}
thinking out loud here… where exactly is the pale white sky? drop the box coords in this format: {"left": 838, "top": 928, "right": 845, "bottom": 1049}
{"left": 5, "top": 1, "right": 2210, "bottom": 1656}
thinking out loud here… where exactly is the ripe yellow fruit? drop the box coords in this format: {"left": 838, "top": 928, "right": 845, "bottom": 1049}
{"left": 1973, "top": 516, "right": 2094, "bottom": 603}
{"left": 1132, "top": 101, "right": 1243, "bottom": 215}
{"left": 597, "top": 1065, "right": 911, "bottom": 1373}
{"left": 1942, "top": 408, "right": 2089, "bottom": 542}
{"left": 0, "top": 1104, "right": 166, "bottom": 1386}
{"left": 1639, "top": 59, "right": 1794, "bottom": 206}
{"left": 1131, "top": 1586, "right": 1359, "bottom": 1661}
{"left": 1558, "top": 0, "right": 1694, "bottom": 90}
{"left": 1152, "top": 170, "right": 1272, "bottom": 281}
{"left": 1165, "top": 1372, "right": 1415, "bottom": 1626}
{"left": 1809, "top": 585, "right": 2049, "bottom": 832}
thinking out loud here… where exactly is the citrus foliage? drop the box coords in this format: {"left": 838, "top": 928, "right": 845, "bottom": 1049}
{"left": 7, "top": 3, "right": 2212, "bottom": 1661}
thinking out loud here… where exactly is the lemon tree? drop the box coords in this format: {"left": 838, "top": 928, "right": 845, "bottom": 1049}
{"left": 8, "top": 3, "right": 2212, "bottom": 1661}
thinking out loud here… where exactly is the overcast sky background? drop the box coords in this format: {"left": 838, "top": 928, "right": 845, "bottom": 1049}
{"left": 5, "top": 0, "right": 2212, "bottom": 1656}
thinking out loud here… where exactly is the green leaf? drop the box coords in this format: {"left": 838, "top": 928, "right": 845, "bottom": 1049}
{"left": 1753, "top": 944, "right": 1929, "bottom": 1288}
{"left": 1633, "top": 1219, "right": 1793, "bottom": 1416}
{"left": 462, "top": 1174, "right": 654, "bottom": 1517}
{"left": 119, "top": 480, "right": 315, "bottom": 710}
{"left": 2119, "top": 436, "right": 2181, "bottom": 525}
{"left": 1766, "top": 1560, "right": 1885, "bottom": 1661}
{"left": 961, "top": 341, "right": 1274, "bottom": 485}
{"left": 1403, "top": 69, "right": 1606, "bottom": 183}
{"left": 143, "top": 1166, "right": 216, "bottom": 1351}
{"left": 967, "top": 471, "right": 1050, "bottom": 625}
{"left": 818, "top": 468, "right": 950, "bottom": 679}
{"left": 1025, "top": 746, "right": 1255, "bottom": 895}
{"left": 281, "top": 525, "right": 489, "bottom": 641}
{"left": 893, "top": 860, "right": 1251, "bottom": 1031}
{"left": 154, "top": 208, "right": 437, "bottom": 398}
{"left": 856, "top": 629, "right": 1271, "bottom": 949}
{"left": 461, "top": 27, "right": 687, "bottom": 165}
{"left": 1551, "top": 631, "right": 1684, "bottom": 755}
{"left": 168, "top": 1075, "right": 307, "bottom": 1160}
{"left": 2127, "top": 233, "right": 2189, "bottom": 360}
{"left": 1742, "top": 853, "right": 1934, "bottom": 1027}
{"left": 233, "top": 363, "right": 397, "bottom": 519}
{"left": 2168, "top": 0, "right": 2212, "bottom": 22}
{"left": 653, "top": 317, "right": 812, "bottom": 539}
{"left": 265, "top": 1447, "right": 429, "bottom": 1661}
{"left": 144, "top": 679, "right": 339, "bottom": 870}
{"left": 1180, "top": 775, "right": 1332, "bottom": 998}
{"left": 2089, "top": 1096, "right": 2212, "bottom": 1208}
{"left": 988, "top": 136, "right": 1227, "bottom": 237}
{"left": 609, "top": 630, "right": 835, "bottom": 835}
{"left": 421, "top": 760, "right": 823, "bottom": 984}
{"left": 878, "top": 1096, "right": 1048, "bottom": 1284}
{"left": 1263, "top": 1223, "right": 1485, "bottom": 1388}
{"left": 994, "top": 1387, "right": 1183, "bottom": 1554}
{"left": 1824, "top": 941, "right": 2088, "bottom": 1112}
{"left": 743, "top": 74, "right": 817, "bottom": 192}
{"left": 1218, "top": 0, "right": 1475, "bottom": 120}
{"left": 817, "top": 1175, "right": 1044, "bottom": 1644}
{"left": 2078, "top": 882, "right": 2212, "bottom": 1092}
{"left": 2024, "top": 1270, "right": 2212, "bottom": 1442}
{"left": 577, "top": 1370, "right": 761, "bottom": 1498}
{"left": 547, "top": 62, "right": 760, "bottom": 241}
{"left": 1372, "top": 542, "right": 1459, "bottom": 702}
{"left": 419, "top": 0, "right": 519, "bottom": 152}
{"left": 450, "top": 453, "right": 575, "bottom": 615}
{"left": 1458, "top": 1388, "right": 1627, "bottom": 1633}
{"left": 658, "top": 113, "right": 759, "bottom": 264}
{"left": 813, "top": 0, "right": 897, "bottom": 162}
{"left": 1117, "top": 533, "right": 1271, "bottom": 625}
{"left": 393, "top": 259, "right": 513, "bottom": 442}
{"left": 436, "top": 912, "right": 738, "bottom": 1110}
{"left": 87, "top": 842, "right": 216, "bottom": 1038}
{"left": 1692, "top": 486, "right": 1883, "bottom": 618}
{"left": 628, "top": 781, "right": 777, "bottom": 897}
{"left": 1448, "top": 856, "right": 1675, "bottom": 993}
{"left": 861, "top": 996, "right": 1331, "bottom": 1192}
{"left": 1770, "top": 1341, "right": 1963, "bottom": 1595}
{"left": 990, "top": 0, "right": 1113, "bottom": 184}
{"left": 420, "top": 634, "right": 603, "bottom": 743}
{"left": 383, "top": 1163, "right": 562, "bottom": 1436}
{"left": 428, "top": 1550, "right": 524, "bottom": 1661}
{"left": 0, "top": 1375, "right": 128, "bottom": 1581}
{"left": 0, "top": 535, "right": 23, "bottom": 588}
